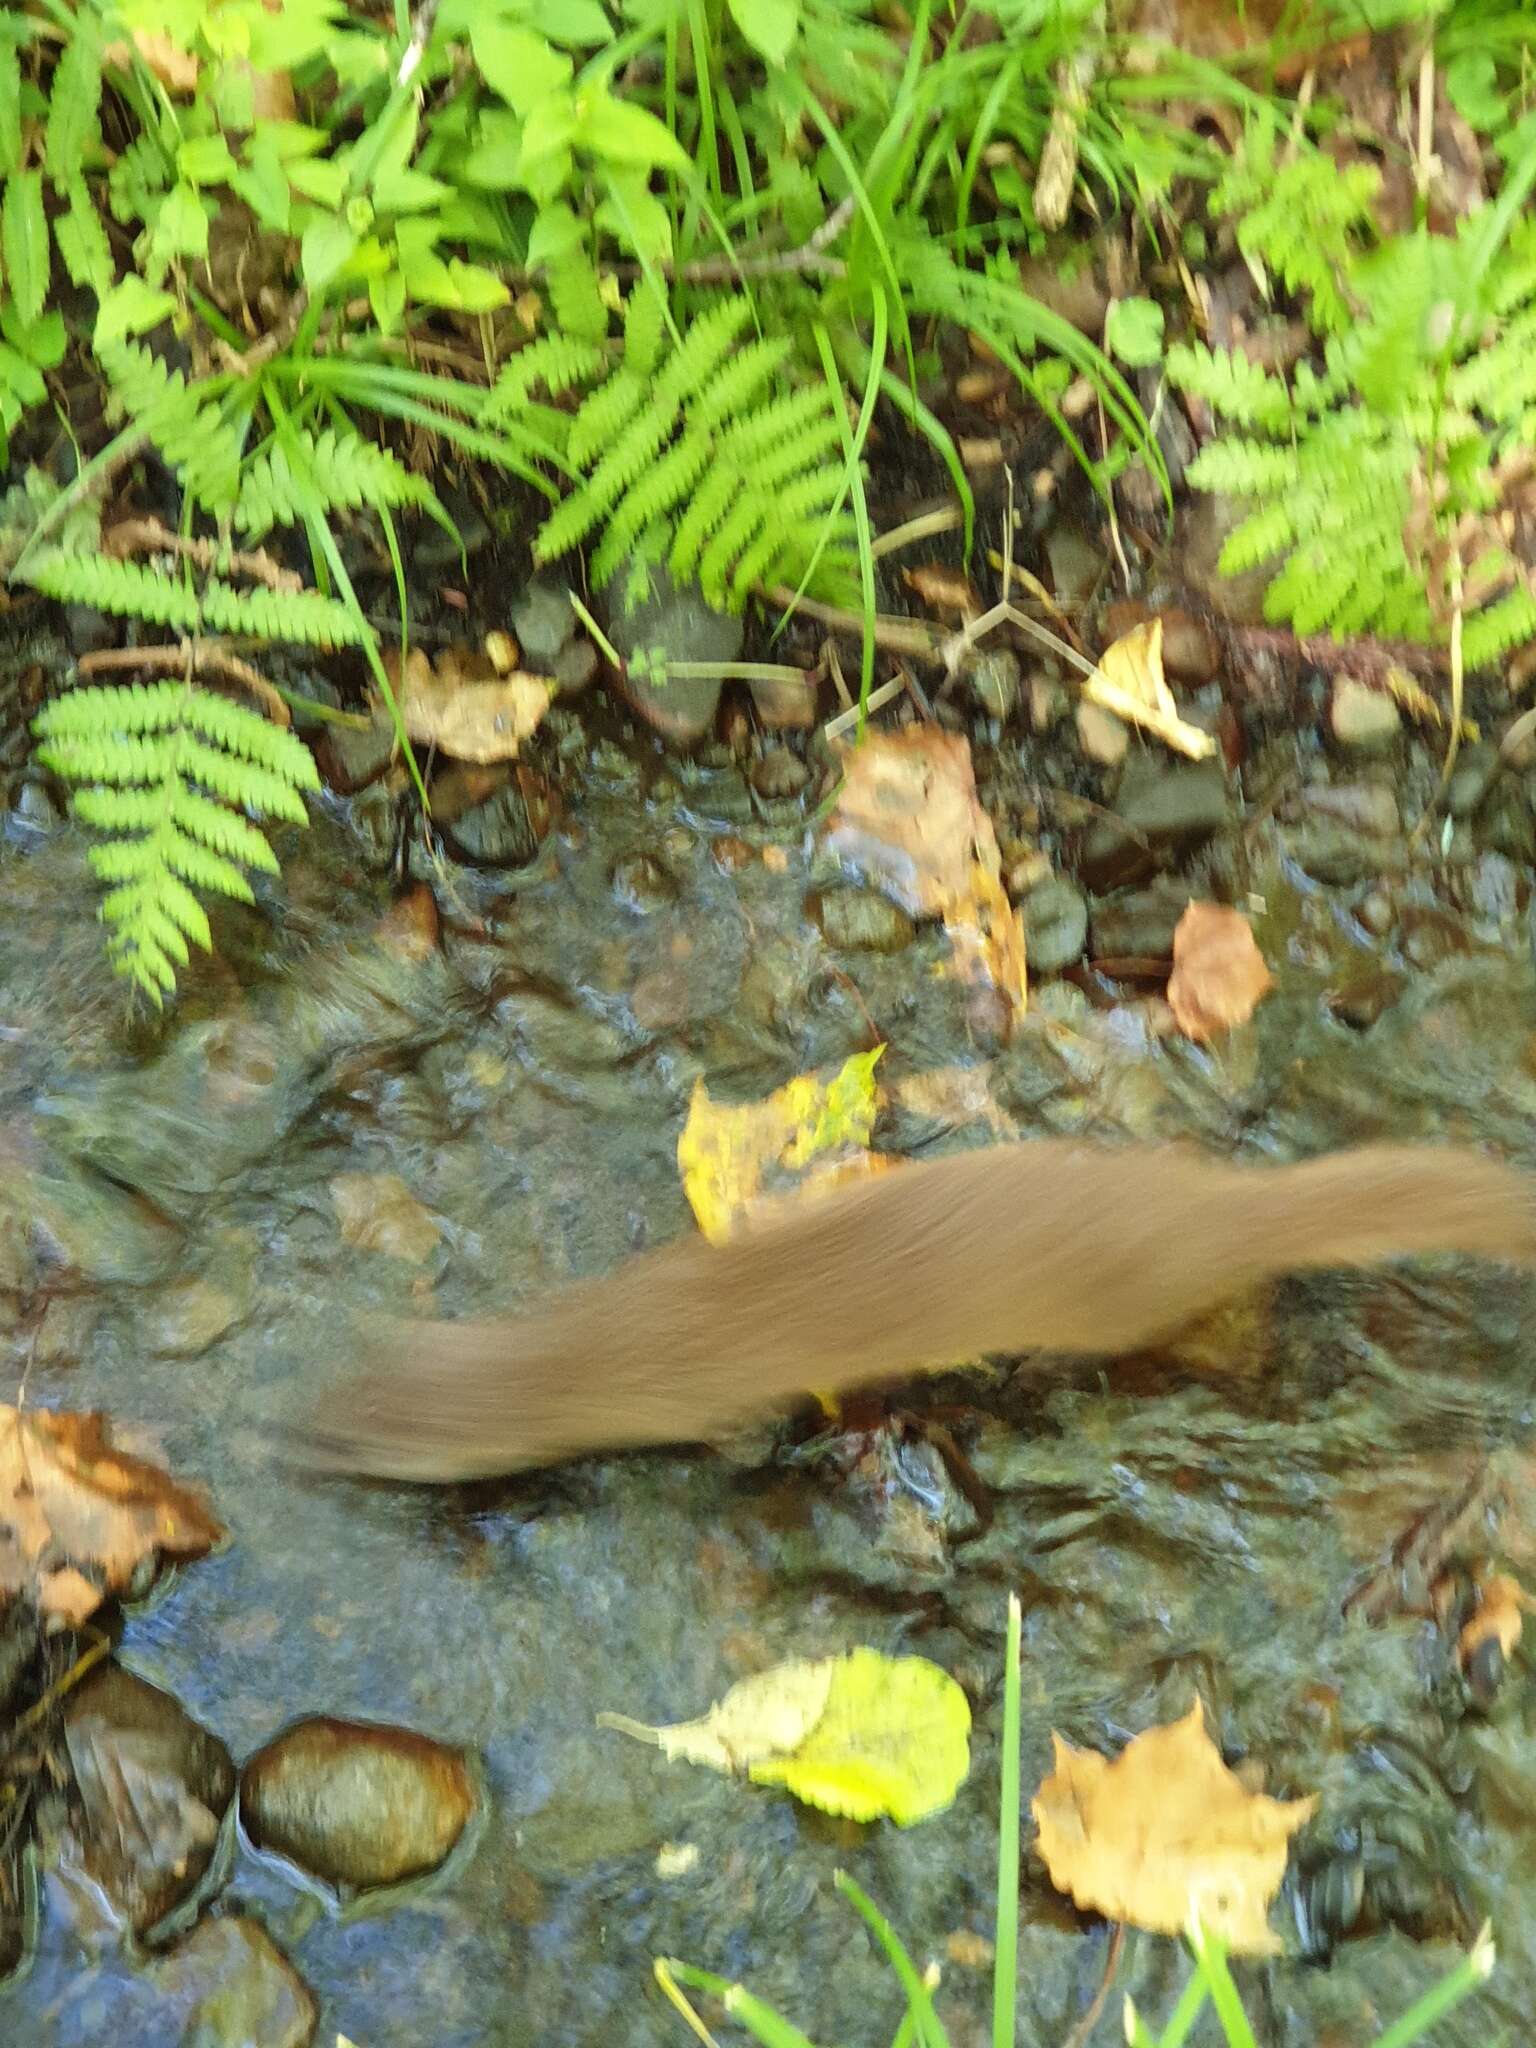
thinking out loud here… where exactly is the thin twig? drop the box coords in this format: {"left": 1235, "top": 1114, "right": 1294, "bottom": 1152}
{"left": 102, "top": 516, "right": 302, "bottom": 594}
{"left": 1060, "top": 1921, "right": 1126, "bottom": 2048}
{"left": 77, "top": 640, "right": 292, "bottom": 724}
{"left": 823, "top": 675, "right": 906, "bottom": 739}
{"left": 617, "top": 195, "right": 856, "bottom": 283}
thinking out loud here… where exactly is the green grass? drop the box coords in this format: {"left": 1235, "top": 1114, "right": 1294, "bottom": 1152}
{"left": 657, "top": 1594, "right": 1498, "bottom": 2048}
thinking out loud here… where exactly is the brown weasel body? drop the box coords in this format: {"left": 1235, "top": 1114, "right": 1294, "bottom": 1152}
{"left": 303, "top": 1141, "right": 1534, "bottom": 1481}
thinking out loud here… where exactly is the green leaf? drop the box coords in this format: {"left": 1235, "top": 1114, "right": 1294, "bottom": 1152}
{"left": 177, "top": 134, "right": 237, "bottom": 186}
{"left": 301, "top": 215, "right": 360, "bottom": 293}
{"left": 369, "top": 166, "right": 451, "bottom": 214}
{"left": 2, "top": 303, "right": 66, "bottom": 366}
{"left": 458, "top": 109, "right": 525, "bottom": 189}
{"left": 55, "top": 176, "right": 113, "bottom": 290}
{"left": 527, "top": 0, "right": 613, "bottom": 45}
{"left": 471, "top": 22, "right": 572, "bottom": 116}
{"left": 596, "top": 170, "right": 671, "bottom": 261}
{"left": 230, "top": 136, "right": 292, "bottom": 232}
{"left": 2, "top": 172, "right": 49, "bottom": 325}
{"left": 402, "top": 250, "right": 510, "bottom": 311}
{"left": 726, "top": 0, "right": 799, "bottom": 67}
{"left": 151, "top": 182, "right": 210, "bottom": 266}
{"left": 94, "top": 275, "right": 177, "bottom": 346}
{"left": 0, "top": 41, "right": 21, "bottom": 178}
{"left": 528, "top": 198, "right": 584, "bottom": 266}
{"left": 1105, "top": 295, "right": 1165, "bottom": 367}
{"left": 286, "top": 156, "right": 349, "bottom": 208}
{"left": 572, "top": 86, "right": 687, "bottom": 171}
{"left": 369, "top": 267, "right": 406, "bottom": 333}
{"left": 43, "top": 25, "right": 101, "bottom": 189}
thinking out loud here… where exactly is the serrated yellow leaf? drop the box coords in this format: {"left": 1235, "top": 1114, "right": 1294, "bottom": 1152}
{"left": 749, "top": 1648, "right": 971, "bottom": 1826}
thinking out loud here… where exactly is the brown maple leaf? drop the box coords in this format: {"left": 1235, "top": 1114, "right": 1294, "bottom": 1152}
{"left": 0, "top": 1406, "right": 224, "bottom": 1628}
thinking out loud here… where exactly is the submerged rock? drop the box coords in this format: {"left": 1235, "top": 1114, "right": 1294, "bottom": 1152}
{"left": 814, "top": 887, "right": 916, "bottom": 953}
{"left": 1020, "top": 874, "right": 1088, "bottom": 974}
{"left": 1079, "top": 756, "right": 1228, "bottom": 892}
{"left": 150, "top": 1915, "right": 317, "bottom": 2048}
{"left": 241, "top": 1717, "right": 475, "bottom": 1892}
{"left": 603, "top": 558, "right": 743, "bottom": 744}
{"left": 60, "top": 1663, "right": 236, "bottom": 1937}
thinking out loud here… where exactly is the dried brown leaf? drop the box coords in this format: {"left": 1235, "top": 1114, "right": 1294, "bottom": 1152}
{"left": 0, "top": 1407, "right": 223, "bottom": 1627}
{"left": 1166, "top": 902, "right": 1274, "bottom": 1041}
{"left": 1031, "top": 1701, "right": 1316, "bottom": 1953}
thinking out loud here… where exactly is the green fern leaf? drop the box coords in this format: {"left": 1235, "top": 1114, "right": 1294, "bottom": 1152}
{"left": 688, "top": 337, "right": 792, "bottom": 435}
{"left": 654, "top": 297, "right": 752, "bottom": 406}
{"left": 623, "top": 282, "right": 666, "bottom": 378}
{"left": 1165, "top": 343, "right": 1292, "bottom": 430}
{"left": 44, "top": 23, "right": 102, "bottom": 187}
{"left": 34, "top": 679, "right": 317, "bottom": 1006}
{"left": 566, "top": 368, "right": 654, "bottom": 471}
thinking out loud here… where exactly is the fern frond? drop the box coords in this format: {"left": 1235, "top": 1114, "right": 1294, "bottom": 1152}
{"left": 22, "top": 548, "right": 363, "bottom": 646}
{"left": 1165, "top": 343, "right": 1292, "bottom": 430}
{"left": 34, "top": 679, "right": 318, "bottom": 1006}
{"left": 1462, "top": 584, "right": 1536, "bottom": 669}
{"left": 623, "top": 282, "right": 667, "bottom": 378}
{"left": 488, "top": 334, "right": 606, "bottom": 415}
{"left": 1183, "top": 439, "right": 1301, "bottom": 496}
{"left": 654, "top": 298, "right": 753, "bottom": 406}
{"left": 689, "top": 336, "right": 792, "bottom": 434}
{"left": 545, "top": 247, "right": 609, "bottom": 344}
{"left": 566, "top": 368, "right": 653, "bottom": 471}
{"left": 235, "top": 427, "right": 438, "bottom": 538}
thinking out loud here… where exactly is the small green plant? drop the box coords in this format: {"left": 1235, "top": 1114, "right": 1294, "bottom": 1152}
{"left": 34, "top": 679, "right": 321, "bottom": 1005}
{"left": 658, "top": 1597, "right": 1497, "bottom": 2048}
{"left": 1169, "top": 199, "right": 1536, "bottom": 667}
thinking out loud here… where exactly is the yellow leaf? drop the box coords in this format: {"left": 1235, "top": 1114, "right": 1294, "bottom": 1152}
{"left": 750, "top": 1647, "right": 971, "bottom": 1826}
{"left": 597, "top": 1659, "right": 836, "bottom": 1770}
{"left": 676, "top": 1051, "right": 885, "bottom": 1246}
{"left": 1031, "top": 1701, "right": 1316, "bottom": 1954}
{"left": 1084, "top": 619, "right": 1216, "bottom": 760}
{"left": 600, "top": 1649, "right": 972, "bottom": 1826}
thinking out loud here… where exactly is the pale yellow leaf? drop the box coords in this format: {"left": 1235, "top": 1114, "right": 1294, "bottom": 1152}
{"left": 1084, "top": 619, "right": 1216, "bottom": 760}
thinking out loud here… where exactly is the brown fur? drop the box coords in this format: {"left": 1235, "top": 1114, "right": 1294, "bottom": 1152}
{"left": 301, "top": 1141, "right": 1535, "bottom": 1480}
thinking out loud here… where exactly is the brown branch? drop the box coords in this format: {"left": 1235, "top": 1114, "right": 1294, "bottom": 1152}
{"left": 101, "top": 516, "right": 303, "bottom": 594}
{"left": 616, "top": 195, "right": 856, "bottom": 284}
{"left": 77, "top": 641, "right": 291, "bottom": 725}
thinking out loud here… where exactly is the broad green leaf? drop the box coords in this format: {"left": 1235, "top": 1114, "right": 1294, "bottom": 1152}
{"left": 572, "top": 87, "right": 687, "bottom": 171}
{"left": 44, "top": 26, "right": 102, "bottom": 188}
{"left": 286, "top": 156, "right": 348, "bottom": 208}
{"left": 370, "top": 166, "right": 451, "bottom": 214}
{"left": 1, "top": 303, "right": 66, "bottom": 367}
{"left": 458, "top": 109, "right": 524, "bottom": 190}
{"left": 301, "top": 215, "right": 359, "bottom": 292}
{"left": 1, "top": 172, "right": 49, "bottom": 325}
{"left": 369, "top": 268, "right": 406, "bottom": 334}
{"left": 150, "top": 181, "right": 210, "bottom": 265}
{"left": 0, "top": 42, "right": 20, "bottom": 177}
{"left": 94, "top": 274, "right": 176, "bottom": 347}
{"left": 1105, "top": 295, "right": 1165, "bottom": 367}
{"left": 471, "top": 22, "right": 571, "bottom": 116}
{"left": 528, "top": 0, "right": 614, "bottom": 45}
{"left": 596, "top": 169, "right": 671, "bottom": 260}
{"left": 726, "top": 0, "right": 799, "bottom": 67}
{"left": 230, "top": 136, "right": 291, "bottom": 231}
{"left": 405, "top": 253, "right": 510, "bottom": 311}
{"left": 527, "top": 199, "right": 584, "bottom": 266}
{"left": 177, "top": 134, "right": 237, "bottom": 186}
{"left": 0, "top": 339, "right": 46, "bottom": 412}
{"left": 55, "top": 176, "right": 113, "bottom": 290}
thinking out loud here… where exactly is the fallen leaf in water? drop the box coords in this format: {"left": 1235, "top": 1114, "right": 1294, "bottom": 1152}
{"left": 600, "top": 1648, "right": 971, "bottom": 1825}
{"left": 1083, "top": 619, "right": 1216, "bottom": 760}
{"left": 331, "top": 1172, "right": 442, "bottom": 1264}
{"left": 0, "top": 1406, "right": 223, "bottom": 1627}
{"left": 382, "top": 645, "right": 552, "bottom": 763}
{"left": 1166, "top": 902, "right": 1274, "bottom": 1040}
{"left": 1457, "top": 1570, "right": 1532, "bottom": 1668}
{"left": 677, "top": 1050, "right": 888, "bottom": 1244}
{"left": 1032, "top": 1701, "right": 1316, "bottom": 1953}
{"left": 822, "top": 728, "right": 1026, "bottom": 1026}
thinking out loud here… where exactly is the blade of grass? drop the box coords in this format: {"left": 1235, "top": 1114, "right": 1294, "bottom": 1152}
{"left": 1184, "top": 1923, "right": 1258, "bottom": 2048}
{"left": 1369, "top": 1924, "right": 1496, "bottom": 2048}
{"left": 834, "top": 1872, "right": 949, "bottom": 2048}
{"left": 660, "top": 1959, "right": 826, "bottom": 2048}
{"left": 807, "top": 302, "right": 882, "bottom": 716}
{"left": 992, "top": 1592, "right": 1021, "bottom": 2048}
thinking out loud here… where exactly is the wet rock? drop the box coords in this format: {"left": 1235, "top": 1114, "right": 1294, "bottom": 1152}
{"left": 751, "top": 748, "right": 810, "bottom": 800}
{"left": 60, "top": 1663, "right": 235, "bottom": 1937}
{"left": 552, "top": 636, "right": 598, "bottom": 697}
{"left": 511, "top": 579, "right": 577, "bottom": 668}
{"left": 1446, "top": 742, "right": 1501, "bottom": 819}
{"left": 150, "top": 1915, "right": 317, "bottom": 2048}
{"left": 1301, "top": 781, "right": 1401, "bottom": 838}
{"left": 1021, "top": 874, "right": 1088, "bottom": 974}
{"left": 1180, "top": 494, "right": 1273, "bottom": 626}
{"left": 240, "top": 1717, "right": 475, "bottom": 1892}
{"left": 1330, "top": 678, "right": 1401, "bottom": 753}
{"left": 1326, "top": 968, "right": 1408, "bottom": 1030}
{"left": 313, "top": 714, "right": 397, "bottom": 795}
{"left": 1079, "top": 756, "right": 1228, "bottom": 892}
{"left": 1456, "top": 850, "right": 1521, "bottom": 925}
{"left": 1285, "top": 820, "right": 1408, "bottom": 887}
{"left": 1088, "top": 880, "right": 1191, "bottom": 961}
{"left": 603, "top": 559, "right": 742, "bottom": 744}
{"left": 1075, "top": 700, "right": 1129, "bottom": 765}
{"left": 440, "top": 785, "right": 541, "bottom": 868}
{"left": 748, "top": 674, "right": 817, "bottom": 729}
{"left": 347, "top": 781, "right": 401, "bottom": 868}
{"left": 1354, "top": 888, "right": 1397, "bottom": 936}
{"left": 967, "top": 648, "right": 1021, "bottom": 720}
{"left": 1029, "top": 671, "right": 1069, "bottom": 731}
{"left": 12, "top": 777, "right": 59, "bottom": 830}
{"left": 1100, "top": 601, "right": 1221, "bottom": 685}
{"left": 429, "top": 761, "right": 510, "bottom": 826}
{"left": 611, "top": 851, "right": 678, "bottom": 912}
{"left": 815, "top": 887, "right": 916, "bottom": 953}
{"left": 1044, "top": 523, "right": 1105, "bottom": 610}
{"left": 142, "top": 1276, "right": 246, "bottom": 1358}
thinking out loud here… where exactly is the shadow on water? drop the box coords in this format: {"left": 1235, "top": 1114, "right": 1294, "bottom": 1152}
{"left": 3, "top": 739, "right": 1536, "bottom": 2045}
